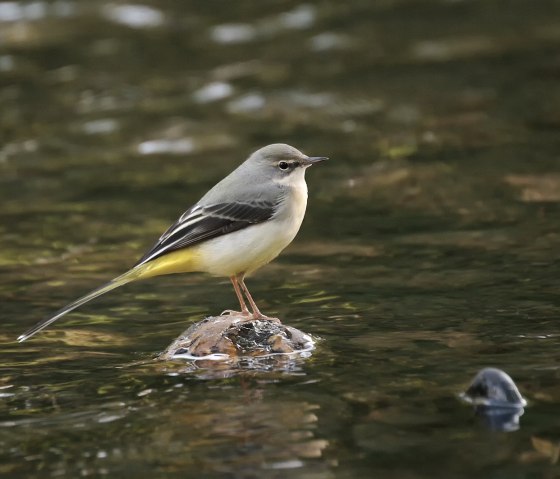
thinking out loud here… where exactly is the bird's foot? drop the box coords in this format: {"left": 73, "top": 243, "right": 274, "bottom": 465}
{"left": 251, "top": 313, "right": 282, "bottom": 324}
{"left": 221, "top": 309, "right": 251, "bottom": 317}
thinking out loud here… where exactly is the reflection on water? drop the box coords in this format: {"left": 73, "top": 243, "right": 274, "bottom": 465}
{"left": 2, "top": 0, "right": 560, "bottom": 477}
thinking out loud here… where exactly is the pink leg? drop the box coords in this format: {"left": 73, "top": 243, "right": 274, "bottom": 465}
{"left": 237, "top": 274, "right": 279, "bottom": 322}
{"left": 222, "top": 276, "right": 250, "bottom": 316}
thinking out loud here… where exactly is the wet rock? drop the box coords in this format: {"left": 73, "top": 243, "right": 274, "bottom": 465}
{"left": 160, "top": 314, "right": 315, "bottom": 360}
{"left": 461, "top": 367, "right": 527, "bottom": 408}
{"left": 460, "top": 367, "right": 527, "bottom": 432}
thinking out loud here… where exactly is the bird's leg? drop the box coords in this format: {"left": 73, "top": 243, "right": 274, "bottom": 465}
{"left": 237, "top": 274, "right": 280, "bottom": 323}
{"left": 221, "top": 275, "right": 251, "bottom": 317}
{"left": 232, "top": 276, "right": 251, "bottom": 315}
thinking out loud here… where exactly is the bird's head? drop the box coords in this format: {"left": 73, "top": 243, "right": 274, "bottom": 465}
{"left": 247, "top": 143, "right": 328, "bottom": 185}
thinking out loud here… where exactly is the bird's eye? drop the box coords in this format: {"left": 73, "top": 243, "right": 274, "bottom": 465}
{"left": 278, "top": 161, "right": 289, "bottom": 170}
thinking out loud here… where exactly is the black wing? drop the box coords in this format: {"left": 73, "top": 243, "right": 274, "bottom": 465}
{"left": 135, "top": 200, "right": 277, "bottom": 266}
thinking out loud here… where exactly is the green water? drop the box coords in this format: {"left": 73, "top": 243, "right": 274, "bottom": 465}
{"left": 2, "top": 0, "right": 560, "bottom": 477}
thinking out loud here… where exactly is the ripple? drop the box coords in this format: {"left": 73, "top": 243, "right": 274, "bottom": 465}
{"left": 81, "top": 118, "right": 119, "bottom": 135}
{"left": 411, "top": 36, "right": 496, "bottom": 62}
{"left": 309, "top": 32, "right": 353, "bottom": 51}
{"left": 137, "top": 138, "right": 194, "bottom": 155}
{"left": 276, "top": 4, "right": 315, "bottom": 30}
{"left": 0, "top": 1, "right": 75, "bottom": 22}
{"left": 210, "top": 23, "right": 257, "bottom": 44}
{"left": 227, "top": 93, "right": 266, "bottom": 113}
{"left": 192, "top": 81, "right": 234, "bottom": 103}
{"left": 101, "top": 4, "right": 165, "bottom": 29}
{"left": 210, "top": 4, "right": 316, "bottom": 45}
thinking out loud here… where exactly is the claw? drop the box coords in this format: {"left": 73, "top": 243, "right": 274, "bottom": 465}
{"left": 221, "top": 309, "right": 251, "bottom": 317}
{"left": 251, "top": 313, "right": 281, "bottom": 324}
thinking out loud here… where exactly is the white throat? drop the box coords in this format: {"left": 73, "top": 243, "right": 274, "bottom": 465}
{"left": 272, "top": 167, "right": 309, "bottom": 224}
{"left": 273, "top": 166, "right": 308, "bottom": 189}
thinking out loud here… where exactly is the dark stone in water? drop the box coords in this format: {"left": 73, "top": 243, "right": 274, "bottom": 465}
{"left": 159, "top": 314, "right": 314, "bottom": 360}
{"left": 461, "top": 367, "right": 526, "bottom": 408}
{"left": 460, "top": 367, "right": 527, "bottom": 432}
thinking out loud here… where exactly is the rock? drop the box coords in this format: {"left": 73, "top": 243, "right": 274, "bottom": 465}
{"left": 159, "top": 314, "right": 315, "bottom": 360}
{"left": 461, "top": 367, "right": 527, "bottom": 408}
{"left": 460, "top": 367, "right": 527, "bottom": 432}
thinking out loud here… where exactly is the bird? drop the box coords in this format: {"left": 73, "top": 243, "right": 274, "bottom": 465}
{"left": 18, "top": 143, "right": 327, "bottom": 342}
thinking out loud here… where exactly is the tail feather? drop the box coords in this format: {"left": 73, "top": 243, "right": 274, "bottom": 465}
{"left": 17, "top": 269, "right": 141, "bottom": 343}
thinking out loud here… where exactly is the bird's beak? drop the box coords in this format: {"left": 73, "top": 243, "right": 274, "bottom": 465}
{"left": 303, "top": 156, "right": 329, "bottom": 166}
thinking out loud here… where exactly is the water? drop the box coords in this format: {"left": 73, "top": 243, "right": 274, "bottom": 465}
{"left": 2, "top": 0, "right": 560, "bottom": 477}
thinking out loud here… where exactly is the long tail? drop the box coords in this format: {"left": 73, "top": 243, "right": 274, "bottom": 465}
{"left": 18, "top": 247, "right": 200, "bottom": 342}
{"left": 17, "top": 268, "right": 142, "bottom": 343}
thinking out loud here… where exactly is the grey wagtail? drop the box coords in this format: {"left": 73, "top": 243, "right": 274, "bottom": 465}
{"left": 18, "top": 144, "right": 327, "bottom": 342}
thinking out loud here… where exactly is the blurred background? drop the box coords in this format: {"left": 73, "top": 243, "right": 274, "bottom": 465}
{"left": 1, "top": 0, "right": 560, "bottom": 477}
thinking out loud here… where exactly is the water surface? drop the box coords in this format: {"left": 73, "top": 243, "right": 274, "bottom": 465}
{"left": 2, "top": 0, "right": 560, "bottom": 477}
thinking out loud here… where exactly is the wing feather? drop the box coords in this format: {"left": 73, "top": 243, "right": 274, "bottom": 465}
{"left": 135, "top": 200, "right": 277, "bottom": 266}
